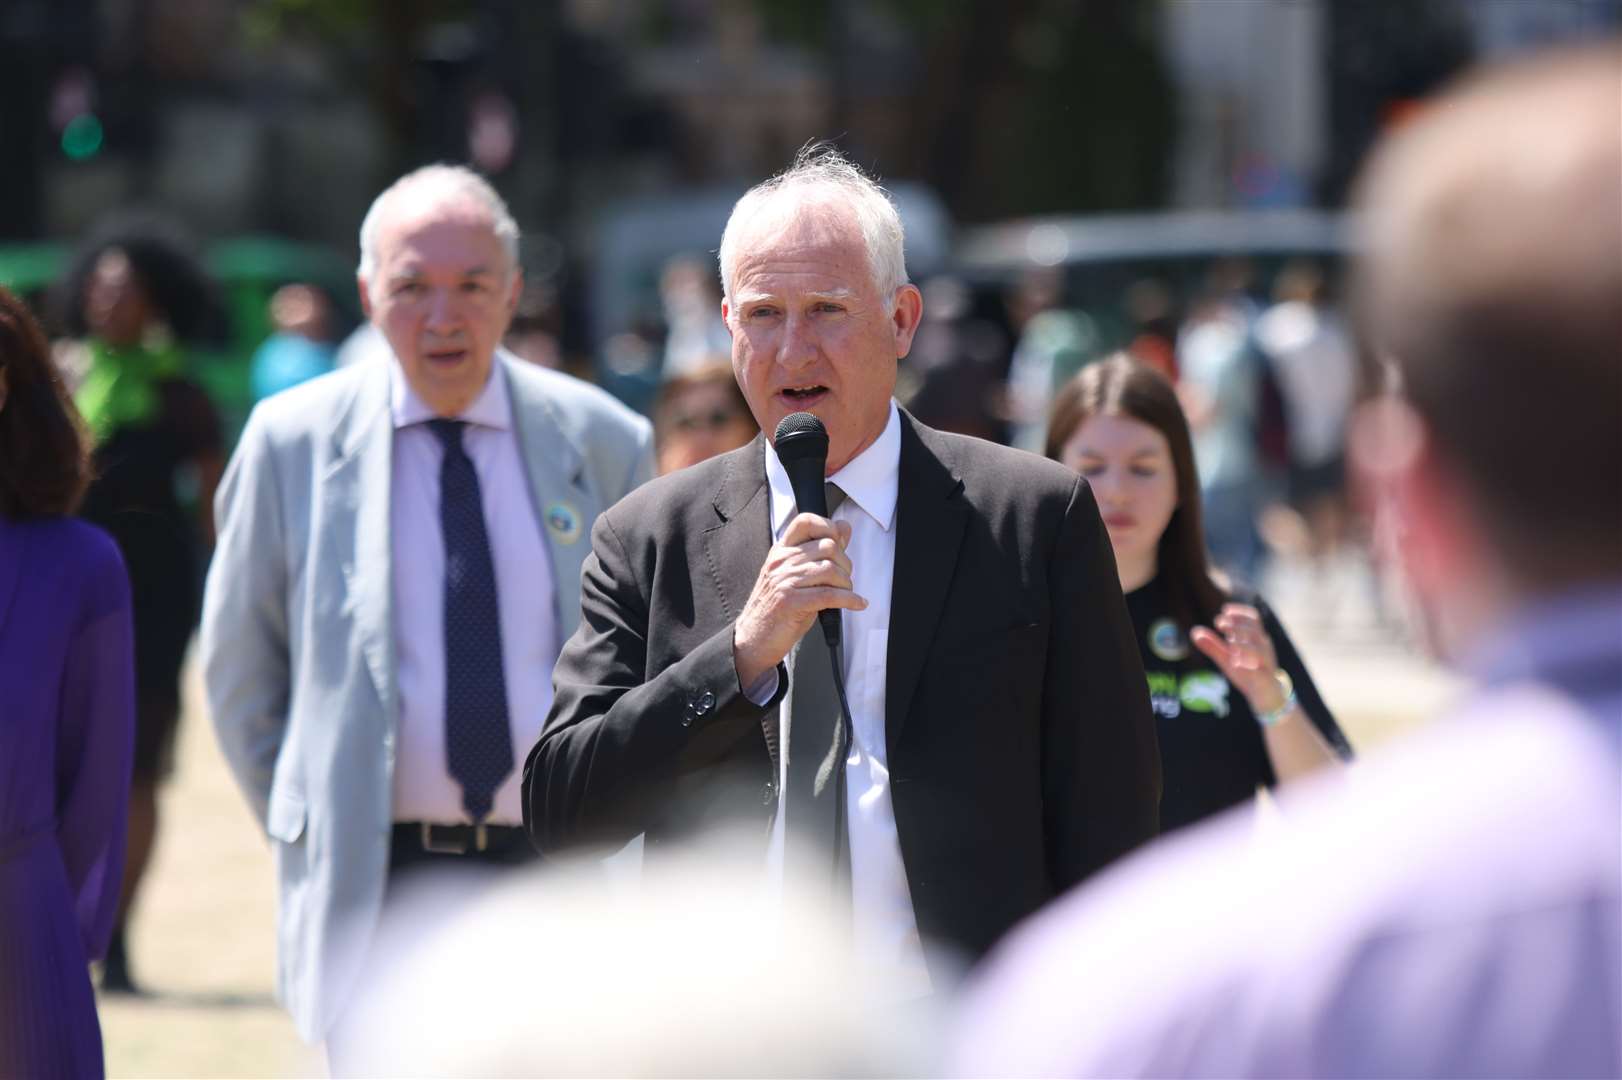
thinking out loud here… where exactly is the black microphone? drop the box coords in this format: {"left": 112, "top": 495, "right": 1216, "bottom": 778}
{"left": 773, "top": 411, "right": 841, "bottom": 650}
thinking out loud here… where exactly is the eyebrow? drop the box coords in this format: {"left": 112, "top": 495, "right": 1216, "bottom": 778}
{"left": 734, "top": 286, "right": 859, "bottom": 305}
{"left": 1077, "top": 448, "right": 1166, "bottom": 460}
{"left": 387, "top": 264, "right": 500, "bottom": 282}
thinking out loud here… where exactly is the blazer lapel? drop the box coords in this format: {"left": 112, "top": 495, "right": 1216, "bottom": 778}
{"left": 503, "top": 355, "right": 591, "bottom": 644}
{"left": 885, "top": 414, "right": 968, "bottom": 758}
{"left": 328, "top": 362, "right": 396, "bottom": 720}
{"left": 701, "top": 436, "right": 776, "bottom": 765}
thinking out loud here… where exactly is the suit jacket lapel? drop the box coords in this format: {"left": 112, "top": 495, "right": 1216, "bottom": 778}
{"left": 503, "top": 354, "right": 591, "bottom": 644}
{"left": 885, "top": 414, "right": 968, "bottom": 758}
{"left": 330, "top": 361, "right": 395, "bottom": 720}
{"left": 701, "top": 436, "right": 776, "bottom": 765}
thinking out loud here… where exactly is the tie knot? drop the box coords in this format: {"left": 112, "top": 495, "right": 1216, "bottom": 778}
{"left": 427, "top": 418, "right": 467, "bottom": 450}
{"left": 824, "top": 482, "right": 846, "bottom": 516}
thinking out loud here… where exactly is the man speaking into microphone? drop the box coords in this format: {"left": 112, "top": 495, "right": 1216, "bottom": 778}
{"left": 524, "top": 146, "right": 1158, "bottom": 994}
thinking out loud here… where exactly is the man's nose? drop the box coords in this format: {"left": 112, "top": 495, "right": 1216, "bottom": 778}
{"left": 777, "top": 312, "right": 818, "bottom": 368}
{"left": 425, "top": 288, "right": 461, "bottom": 334}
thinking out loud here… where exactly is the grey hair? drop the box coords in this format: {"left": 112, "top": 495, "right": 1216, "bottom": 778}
{"left": 718, "top": 144, "right": 908, "bottom": 313}
{"left": 357, "top": 164, "right": 520, "bottom": 281}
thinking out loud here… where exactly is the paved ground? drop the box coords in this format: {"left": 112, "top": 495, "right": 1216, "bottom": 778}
{"left": 96, "top": 547, "right": 1461, "bottom": 1077}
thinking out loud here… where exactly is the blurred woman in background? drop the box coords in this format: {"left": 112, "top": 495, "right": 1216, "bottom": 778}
{"left": 54, "top": 215, "right": 225, "bottom": 993}
{"left": 0, "top": 285, "right": 135, "bottom": 1078}
{"left": 1047, "top": 353, "right": 1352, "bottom": 834}
{"left": 651, "top": 361, "right": 758, "bottom": 476}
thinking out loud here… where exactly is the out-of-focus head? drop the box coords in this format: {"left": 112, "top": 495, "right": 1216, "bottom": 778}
{"left": 56, "top": 212, "right": 224, "bottom": 349}
{"left": 341, "top": 841, "right": 943, "bottom": 1077}
{"left": 1047, "top": 353, "right": 1220, "bottom": 620}
{"left": 1272, "top": 259, "right": 1326, "bottom": 305}
{"left": 653, "top": 361, "right": 758, "bottom": 476}
{"left": 1349, "top": 42, "right": 1622, "bottom": 655}
{"left": 0, "top": 286, "right": 91, "bottom": 518}
{"left": 719, "top": 145, "right": 923, "bottom": 475}
{"left": 269, "top": 283, "right": 334, "bottom": 341}
{"left": 84, "top": 249, "right": 153, "bottom": 347}
{"left": 357, "top": 164, "right": 522, "bottom": 417}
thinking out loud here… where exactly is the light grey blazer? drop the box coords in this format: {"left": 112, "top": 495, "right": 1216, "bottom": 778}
{"left": 201, "top": 351, "right": 653, "bottom": 1041}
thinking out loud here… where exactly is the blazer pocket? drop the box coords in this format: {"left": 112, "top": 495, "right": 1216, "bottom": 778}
{"left": 266, "top": 786, "right": 307, "bottom": 844}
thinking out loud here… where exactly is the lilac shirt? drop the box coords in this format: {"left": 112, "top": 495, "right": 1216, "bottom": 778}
{"left": 952, "top": 587, "right": 1622, "bottom": 1078}
{"left": 389, "top": 363, "right": 558, "bottom": 825}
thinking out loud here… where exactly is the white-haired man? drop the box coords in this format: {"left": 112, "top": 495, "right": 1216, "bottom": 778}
{"left": 202, "top": 164, "right": 654, "bottom": 1049}
{"left": 524, "top": 147, "right": 1160, "bottom": 996}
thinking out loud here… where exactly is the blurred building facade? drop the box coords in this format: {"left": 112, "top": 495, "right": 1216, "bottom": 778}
{"left": 3, "top": 0, "right": 1617, "bottom": 260}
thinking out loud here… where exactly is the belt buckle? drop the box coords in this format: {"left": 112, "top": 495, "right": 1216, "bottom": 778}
{"left": 420, "top": 822, "right": 467, "bottom": 855}
{"left": 417, "top": 822, "right": 490, "bottom": 854}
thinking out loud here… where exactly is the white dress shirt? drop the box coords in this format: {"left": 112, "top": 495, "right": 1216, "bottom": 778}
{"left": 389, "top": 362, "right": 558, "bottom": 826}
{"left": 762, "top": 401, "right": 933, "bottom": 999}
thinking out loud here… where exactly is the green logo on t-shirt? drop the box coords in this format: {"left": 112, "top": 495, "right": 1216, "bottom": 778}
{"left": 1179, "top": 671, "right": 1231, "bottom": 717}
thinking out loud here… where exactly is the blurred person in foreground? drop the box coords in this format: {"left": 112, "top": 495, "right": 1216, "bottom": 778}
{"left": 54, "top": 214, "right": 226, "bottom": 993}
{"left": 248, "top": 283, "right": 338, "bottom": 402}
{"left": 1046, "top": 353, "right": 1351, "bottom": 836}
{"left": 952, "top": 42, "right": 1622, "bottom": 1078}
{"left": 525, "top": 146, "right": 1159, "bottom": 1000}
{"left": 0, "top": 286, "right": 135, "bottom": 1079}
{"left": 651, "top": 359, "right": 758, "bottom": 475}
{"left": 201, "top": 164, "right": 653, "bottom": 1056}
{"left": 339, "top": 840, "right": 938, "bottom": 1077}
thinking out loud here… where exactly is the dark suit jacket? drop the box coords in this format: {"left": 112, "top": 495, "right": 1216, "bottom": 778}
{"left": 524, "top": 412, "right": 1160, "bottom": 969}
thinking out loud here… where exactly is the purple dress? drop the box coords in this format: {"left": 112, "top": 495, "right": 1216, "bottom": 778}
{"left": 0, "top": 515, "right": 134, "bottom": 1079}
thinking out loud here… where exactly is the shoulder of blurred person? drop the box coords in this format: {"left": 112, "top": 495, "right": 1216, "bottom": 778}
{"left": 951, "top": 678, "right": 1622, "bottom": 1077}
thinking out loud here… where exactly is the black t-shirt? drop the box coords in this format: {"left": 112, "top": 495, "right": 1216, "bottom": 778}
{"left": 1125, "top": 574, "right": 1352, "bottom": 834}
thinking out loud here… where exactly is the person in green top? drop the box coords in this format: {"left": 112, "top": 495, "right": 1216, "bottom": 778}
{"left": 53, "top": 214, "right": 226, "bottom": 993}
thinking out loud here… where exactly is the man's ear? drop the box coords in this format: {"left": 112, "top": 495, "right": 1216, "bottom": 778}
{"left": 505, "top": 267, "right": 524, "bottom": 318}
{"left": 891, "top": 283, "right": 924, "bottom": 359}
{"left": 357, "top": 275, "right": 373, "bottom": 322}
{"left": 721, "top": 298, "right": 733, "bottom": 339}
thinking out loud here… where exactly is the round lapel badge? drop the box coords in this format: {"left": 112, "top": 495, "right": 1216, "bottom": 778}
{"left": 544, "top": 500, "right": 583, "bottom": 545}
{"left": 1147, "top": 617, "right": 1189, "bottom": 662}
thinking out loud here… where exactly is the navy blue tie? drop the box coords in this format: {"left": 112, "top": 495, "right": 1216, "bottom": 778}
{"left": 428, "top": 418, "right": 513, "bottom": 824}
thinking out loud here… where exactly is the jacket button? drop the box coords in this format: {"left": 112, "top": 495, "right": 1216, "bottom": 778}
{"left": 761, "top": 782, "right": 776, "bottom": 805}
{"left": 694, "top": 689, "right": 716, "bottom": 715}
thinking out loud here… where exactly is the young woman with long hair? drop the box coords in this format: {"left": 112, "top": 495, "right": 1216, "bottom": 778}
{"left": 1047, "top": 352, "right": 1351, "bottom": 833}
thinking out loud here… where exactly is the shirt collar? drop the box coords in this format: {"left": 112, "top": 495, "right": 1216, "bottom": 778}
{"left": 389, "top": 354, "right": 511, "bottom": 431}
{"left": 766, "top": 400, "right": 901, "bottom": 536}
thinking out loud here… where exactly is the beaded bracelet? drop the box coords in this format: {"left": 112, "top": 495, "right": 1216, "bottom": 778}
{"left": 1256, "top": 690, "right": 1298, "bottom": 729}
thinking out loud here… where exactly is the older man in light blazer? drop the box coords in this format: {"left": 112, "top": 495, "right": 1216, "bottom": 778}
{"left": 202, "top": 164, "right": 652, "bottom": 1049}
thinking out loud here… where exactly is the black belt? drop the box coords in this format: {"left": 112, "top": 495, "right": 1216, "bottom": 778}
{"left": 391, "top": 821, "right": 533, "bottom": 859}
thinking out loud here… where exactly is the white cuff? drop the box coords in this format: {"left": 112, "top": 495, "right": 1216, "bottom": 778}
{"left": 742, "top": 667, "right": 780, "bottom": 706}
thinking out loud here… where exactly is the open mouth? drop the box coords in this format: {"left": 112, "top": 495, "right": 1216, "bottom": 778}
{"left": 426, "top": 348, "right": 470, "bottom": 366}
{"left": 778, "top": 385, "right": 829, "bottom": 407}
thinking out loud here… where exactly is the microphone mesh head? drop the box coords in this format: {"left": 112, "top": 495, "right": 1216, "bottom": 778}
{"left": 773, "top": 412, "right": 828, "bottom": 464}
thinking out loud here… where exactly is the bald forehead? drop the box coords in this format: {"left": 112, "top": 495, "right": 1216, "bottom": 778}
{"left": 728, "top": 197, "right": 867, "bottom": 283}
{"left": 376, "top": 188, "right": 504, "bottom": 250}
